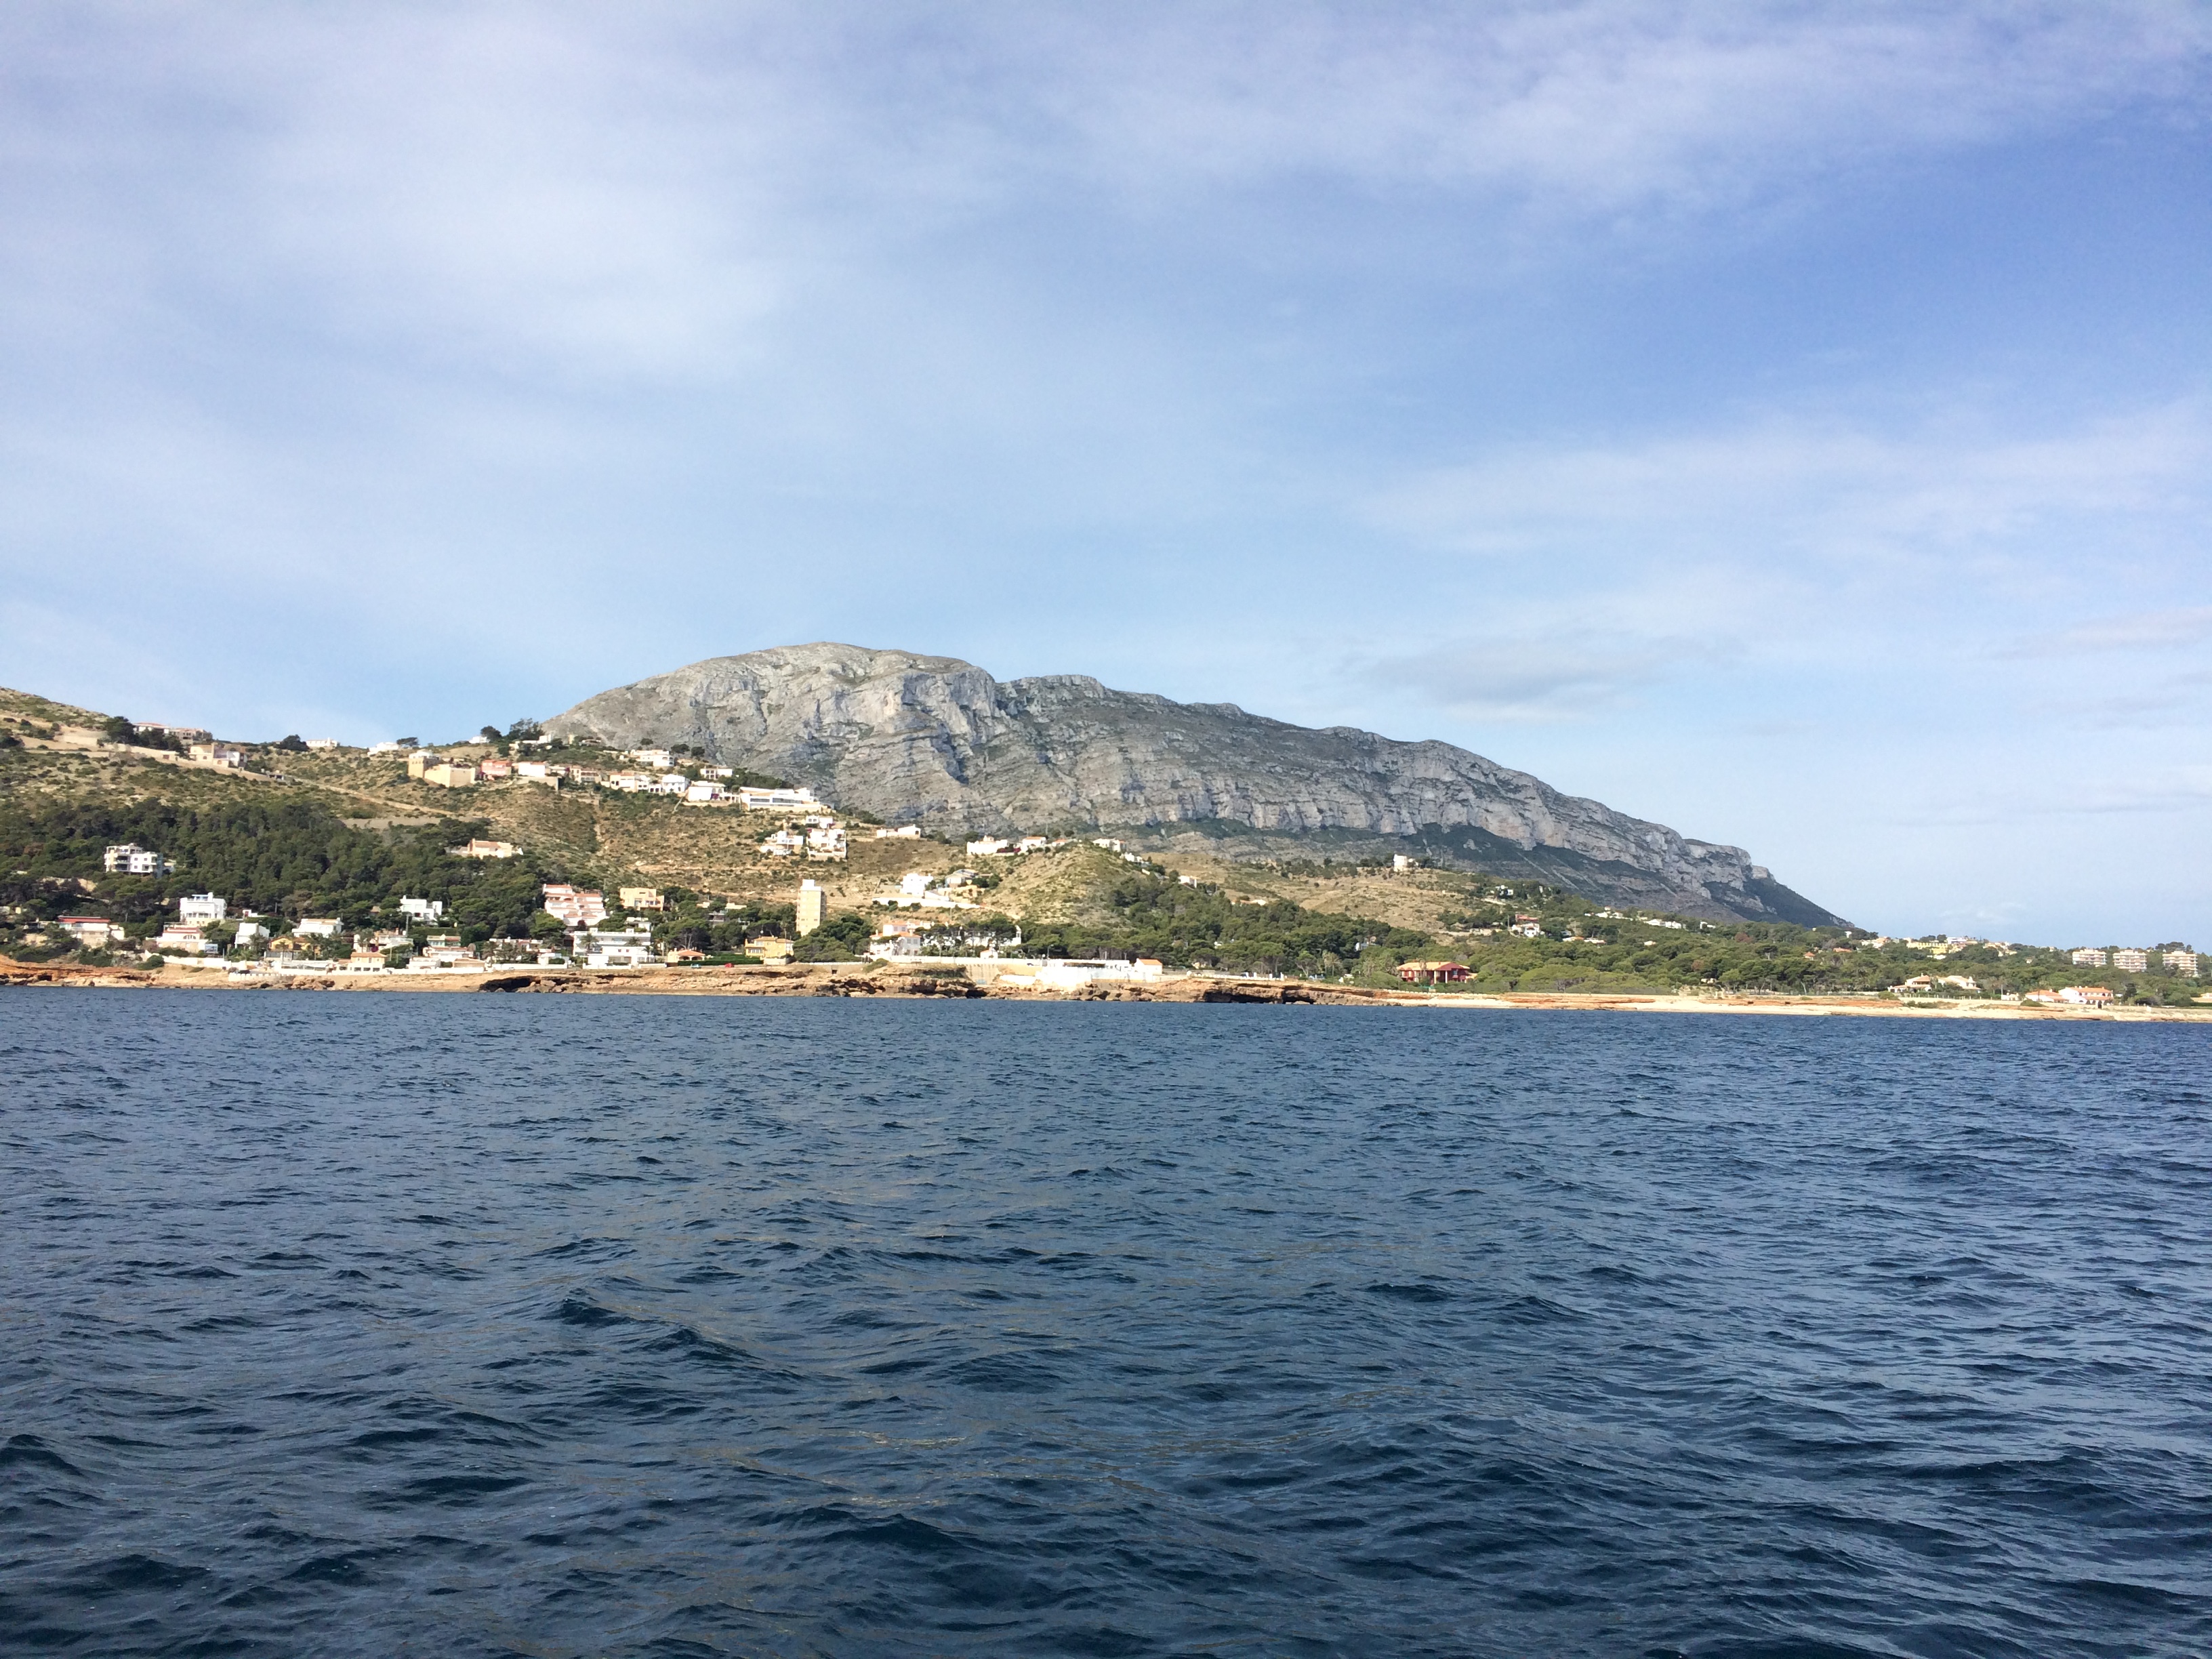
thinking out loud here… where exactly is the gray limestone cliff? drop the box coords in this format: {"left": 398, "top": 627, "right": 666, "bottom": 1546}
{"left": 546, "top": 643, "right": 1843, "bottom": 924}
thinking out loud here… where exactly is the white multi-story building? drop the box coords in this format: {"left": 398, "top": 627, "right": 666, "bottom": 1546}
{"left": 2163, "top": 949, "right": 2198, "bottom": 977}
{"left": 966, "top": 836, "right": 1011, "bottom": 856}
{"left": 178, "top": 893, "right": 227, "bottom": 923}
{"left": 629, "top": 748, "right": 674, "bottom": 769}
{"left": 398, "top": 897, "right": 445, "bottom": 922}
{"left": 2071, "top": 947, "right": 2108, "bottom": 967}
{"left": 306, "top": 738, "right": 341, "bottom": 750}
{"left": 541, "top": 884, "right": 608, "bottom": 926}
{"left": 2112, "top": 948, "right": 2150, "bottom": 972}
{"left": 104, "top": 844, "right": 173, "bottom": 875}
{"left": 737, "top": 785, "right": 819, "bottom": 811}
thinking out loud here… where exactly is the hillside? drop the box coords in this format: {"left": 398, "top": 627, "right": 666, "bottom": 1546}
{"left": 546, "top": 643, "right": 1842, "bottom": 925}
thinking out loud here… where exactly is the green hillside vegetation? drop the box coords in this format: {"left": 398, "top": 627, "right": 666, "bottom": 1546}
{"left": 1018, "top": 868, "right": 1435, "bottom": 978}
{"left": 0, "top": 798, "right": 560, "bottom": 953}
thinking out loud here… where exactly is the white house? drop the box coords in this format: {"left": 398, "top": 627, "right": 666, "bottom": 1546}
{"left": 178, "top": 893, "right": 227, "bottom": 923}
{"left": 398, "top": 897, "right": 444, "bottom": 922}
{"left": 737, "top": 785, "right": 819, "bottom": 811}
{"left": 541, "top": 884, "right": 608, "bottom": 926}
{"left": 104, "top": 844, "right": 173, "bottom": 875}
{"left": 59, "top": 916, "right": 122, "bottom": 947}
{"left": 875, "top": 824, "right": 922, "bottom": 839}
{"left": 966, "top": 837, "right": 1011, "bottom": 856}
{"left": 295, "top": 917, "right": 342, "bottom": 937}
{"left": 306, "top": 738, "right": 341, "bottom": 751}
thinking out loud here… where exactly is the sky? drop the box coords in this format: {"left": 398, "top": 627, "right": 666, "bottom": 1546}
{"left": 2, "top": 1, "right": 2207, "bottom": 945}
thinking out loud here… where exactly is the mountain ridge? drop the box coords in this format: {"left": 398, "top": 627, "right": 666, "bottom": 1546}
{"left": 546, "top": 642, "right": 1843, "bottom": 925}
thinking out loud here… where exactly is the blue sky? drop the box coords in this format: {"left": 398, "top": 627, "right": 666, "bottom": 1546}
{"left": 3, "top": 2, "right": 2207, "bottom": 944}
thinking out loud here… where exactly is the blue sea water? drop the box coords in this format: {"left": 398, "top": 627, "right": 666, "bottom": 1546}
{"left": 1, "top": 993, "right": 2208, "bottom": 1658}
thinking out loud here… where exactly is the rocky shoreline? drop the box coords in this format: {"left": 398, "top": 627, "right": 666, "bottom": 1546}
{"left": 6, "top": 956, "right": 2207, "bottom": 1020}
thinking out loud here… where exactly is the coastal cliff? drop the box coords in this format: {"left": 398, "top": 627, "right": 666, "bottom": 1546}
{"left": 546, "top": 643, "right": 1842, "bottom": 924}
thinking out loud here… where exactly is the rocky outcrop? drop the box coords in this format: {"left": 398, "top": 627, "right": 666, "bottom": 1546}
{"left": 546, "top": 643, "right": 1843, "bottom": 924}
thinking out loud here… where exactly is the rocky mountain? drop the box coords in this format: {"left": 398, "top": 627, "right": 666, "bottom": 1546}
{"left": 547, "top": 643, "right": 1843, "bottom": 924}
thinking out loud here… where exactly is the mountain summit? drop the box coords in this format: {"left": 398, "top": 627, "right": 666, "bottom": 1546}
{"left": 548, "top": 643, "right": 1841, "bottom": 924}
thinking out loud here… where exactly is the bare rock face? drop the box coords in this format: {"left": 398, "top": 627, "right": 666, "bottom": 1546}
{"left": 546, "top": 643, "right": 1842, "bottom": 924}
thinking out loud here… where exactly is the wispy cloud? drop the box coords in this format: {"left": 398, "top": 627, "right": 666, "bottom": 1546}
{"left": 7, "top": 3, "right": 2207, "bottom": 386}
{"left": 1351, "top": 633, "right": 1725, "bottom": 722}
{"left": 1369, "top": 405, "right": 2211, "bottom": 568}
{"left": 2001, "top": 607, "right": 2212, "bottom": 657}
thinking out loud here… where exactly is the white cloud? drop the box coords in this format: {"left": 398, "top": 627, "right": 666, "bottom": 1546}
{"left": 6, "top": 1, "right": 2207, "bottom": 387}
{"left": 1029, "top": 1, "right": 2212, "bottom": 212}
{"left": 1369, "top": 404, "right": 2211, "bottom": 577}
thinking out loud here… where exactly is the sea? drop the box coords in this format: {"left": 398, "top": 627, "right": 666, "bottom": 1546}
{"left": 2, "top": 992, "right": 2208, "bottom": 1658}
